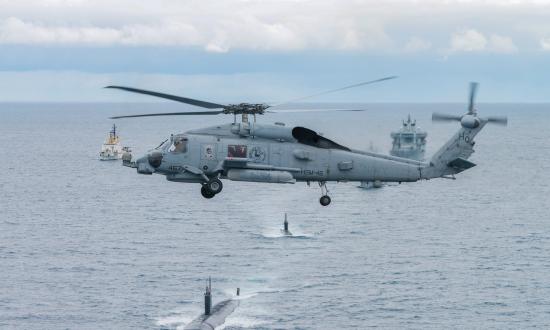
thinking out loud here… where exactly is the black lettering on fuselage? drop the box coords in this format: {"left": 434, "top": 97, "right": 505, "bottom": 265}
{"left": 301, "top": 169, "right": 325, "bottom": 176}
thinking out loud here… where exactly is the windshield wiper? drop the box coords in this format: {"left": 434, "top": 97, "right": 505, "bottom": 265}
{"left": 155, "top": 139, "right": 168, "bottom": 149}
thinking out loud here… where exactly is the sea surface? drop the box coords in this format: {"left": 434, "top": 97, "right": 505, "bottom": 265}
{"left": 1, "top": 102, "right": 549, "bottom": 329}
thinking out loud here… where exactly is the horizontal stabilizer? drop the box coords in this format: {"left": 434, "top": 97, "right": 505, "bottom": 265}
{"left": 448, "top": 158, "right": 476, "bottom": 172}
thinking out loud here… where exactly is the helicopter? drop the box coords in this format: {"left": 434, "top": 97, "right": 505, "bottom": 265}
{"left": 107, "top": 80, "right": 506, "bottom": 206}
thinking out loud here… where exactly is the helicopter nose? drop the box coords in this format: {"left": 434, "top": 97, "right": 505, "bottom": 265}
{"left": 134, "top": 151, "right": 160, "bottom": 175}
{"left": 148, "top": 150, "right": 163, "bottom": 168}
{"left": 135, "top": 158, "right": 153, "bottom": 174}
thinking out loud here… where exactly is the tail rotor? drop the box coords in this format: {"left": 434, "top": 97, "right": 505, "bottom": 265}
{"left": 432, "top": 82, "right": 507, "bottom": 129}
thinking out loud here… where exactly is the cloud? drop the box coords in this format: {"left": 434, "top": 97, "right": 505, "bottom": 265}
{"left": 489, "top": 34, "right": 518, "bottom": 53}
{"left": 0, "top": 15, "right": 389, "bottom": 52}
{"left": 0, "top": 17, "right": 203, "bottom": 47}
{"left": 0, "top": 0, "right": 548, "bottom": 53}
{"left": 540, "top": 37, "right": 550, "bottom": 50}
{"left": 448, "top": 29, "right": 517, "bottom": 53}
{"left": 450, "top": 29, "right": 488, "bottom": 52}
{"left": 0, "top": 1, "right": 394, "bottom": 52}
{"left": 404, "top": 37, "right": 432, "bottom": 52}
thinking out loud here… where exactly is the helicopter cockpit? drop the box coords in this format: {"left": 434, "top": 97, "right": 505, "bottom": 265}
{"left": 156, "top": 134, "right": 189, "bottom": 153}
{"left": 168, "top": 134, "right": 188, "bottom": 153}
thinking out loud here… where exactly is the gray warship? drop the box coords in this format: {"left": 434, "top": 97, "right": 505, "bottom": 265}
{"left": 390, "top": 114, "right": 427, "bottom": 161}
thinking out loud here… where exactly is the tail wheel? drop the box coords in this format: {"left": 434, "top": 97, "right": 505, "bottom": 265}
{"left": 201, "top": 185, "right": 215, "bottom": 199}
{"left": 206, "top": 178, "right": 223, "bottom": 194}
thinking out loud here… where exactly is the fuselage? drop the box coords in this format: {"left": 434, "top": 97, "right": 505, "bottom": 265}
{"left": 148, "top": 122, "right": 426, "bottom": 184}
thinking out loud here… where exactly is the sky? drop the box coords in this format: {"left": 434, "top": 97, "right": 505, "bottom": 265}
{"left": 0, "top": 0, "right": 549, "bottom": 103}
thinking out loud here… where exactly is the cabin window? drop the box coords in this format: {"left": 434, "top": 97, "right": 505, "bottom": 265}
{"left": 169, "top": 135, "right": 188, "bottom": 153}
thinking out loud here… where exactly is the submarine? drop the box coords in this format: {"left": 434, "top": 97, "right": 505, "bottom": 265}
{"left": 184, "top": 278, "right": 240, "bottom": 330}
{"left": 281, "top": 213, "right": 292, "bottom": 236}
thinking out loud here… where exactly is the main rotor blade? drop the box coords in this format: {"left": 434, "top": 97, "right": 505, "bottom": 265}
{"left": 486, "top": 116, "right": 508, "bottom": 126}
{"left": 267, "top": 108, "right": 368, "bottom": 113}
{"left": 273, "top": 76, "right": 397, "bottom": 107}
{"left": 110, "top": 111, "right": 224, "bottom": 119}
{"left": 105, "top": 86, "right": 226, "bottom": 109}
{"left": 432, "top": 112, "right": 462, "bottom": 122}
{"left": 468, "top": 82, "right": 478, "bottom": 114}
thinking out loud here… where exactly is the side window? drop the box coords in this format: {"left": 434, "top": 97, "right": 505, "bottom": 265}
{"left": 227, "top": 144, "right": 248, "bottom": 158}
{"left": 169, "top": 136, "right": 188, "bottom": 153}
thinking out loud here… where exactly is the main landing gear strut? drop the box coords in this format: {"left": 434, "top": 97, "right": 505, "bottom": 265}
{"left": 200, "top": 178, "right": 223, "bottom": 199}
{"left": 319, "top": 181, "right": 331, "bottom": 206}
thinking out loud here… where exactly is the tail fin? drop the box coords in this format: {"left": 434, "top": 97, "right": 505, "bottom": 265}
{"left": 423, "top": 122, "right": 486, "bottom": 178}
{"left": 423, "top": 82, "right": 507, "bottom": 179}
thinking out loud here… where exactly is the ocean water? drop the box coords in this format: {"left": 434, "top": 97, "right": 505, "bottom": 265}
{"left": 1, "top": 102, "right": 549, "bottom": 329}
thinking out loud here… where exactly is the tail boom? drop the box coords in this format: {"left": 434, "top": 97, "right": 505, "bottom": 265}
{"left": 422, "top": 122, "right": 487, "bottom": 179}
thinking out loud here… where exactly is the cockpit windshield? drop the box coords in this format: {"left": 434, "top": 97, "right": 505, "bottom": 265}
{"left": 168, "top": 134, "right": 188, "bottom": 153}
{"left": 155, "top": 139, "right": 170, "bottom": 150}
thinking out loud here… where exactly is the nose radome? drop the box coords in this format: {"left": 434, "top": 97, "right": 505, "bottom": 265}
{"left": 148, "top": 150, "right": 163, "bottom": 168}
{"left": 134, "top": 155, "right": 153, "bottom": 175}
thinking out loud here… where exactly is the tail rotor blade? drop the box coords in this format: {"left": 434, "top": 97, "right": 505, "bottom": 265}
{"left": 432, "top": 112, "right": 462, "bottom": 122}
{"left": 486, "top": 116, "right": 508, "bottom": 126}
{"left": 468, "top": 82, "right": 478, "bottom": 114}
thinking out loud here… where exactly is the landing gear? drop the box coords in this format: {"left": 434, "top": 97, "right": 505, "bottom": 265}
{"left": 200, "top": 178, "right": 223, "bottom": 199}
{"left": 206, "top": 178, "right": 223, "bottom": 194}
{"left": 201, "top": 185, "right": 215, "bottom": 199}
{"left": 320, "top": 195, "right": 331, "bottom": 206}
{"left": 318, "top": 181, "right": 331, "bottom": 206}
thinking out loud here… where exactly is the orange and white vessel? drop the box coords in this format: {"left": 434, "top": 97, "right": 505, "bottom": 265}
{"left": 99, "top": 124, "right": 124, "bottom": 161}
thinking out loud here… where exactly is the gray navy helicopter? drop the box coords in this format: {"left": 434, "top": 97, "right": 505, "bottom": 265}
{"left": 108, "top": 80, "right": 506, "bottom": 206}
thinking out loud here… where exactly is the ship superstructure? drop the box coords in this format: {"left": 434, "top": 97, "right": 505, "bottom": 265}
{"left": 390, "top": 114, "right": 427, "bottom": 161}
{"left": 99, "top": 124, "right": 124, "bottom": 161}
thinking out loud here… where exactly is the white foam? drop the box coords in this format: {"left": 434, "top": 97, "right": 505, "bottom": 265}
{"left": 217, "top": 315, "right": 269, "bottom": 329}
{"left": 156, "top": 314, "right": 193, "bottom": 328}
{"left": 156, "top": 305, "right": 201, "bottom": 329}
{"left": 261, "top": 227, "right": 314, "bottom": 239}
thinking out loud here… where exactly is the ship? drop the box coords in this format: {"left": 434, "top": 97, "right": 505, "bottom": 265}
{"left": 390, "top": 114, "right": 427, "bottom": 161}
{"left": 99, "top": 124, "right": 124, "bottom": 161}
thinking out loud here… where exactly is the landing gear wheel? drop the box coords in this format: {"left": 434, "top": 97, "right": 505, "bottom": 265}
{"left": 318, "top": 181, "right": 331, "bottom": 206}
{"left": 206, "top": 178, "right": 223, "bottom": 194}
{"left": 201, "top": 185, "right": 215, "bottom": 199}
{"left": 320, "top": 195, "right": 331, "bottom": 206}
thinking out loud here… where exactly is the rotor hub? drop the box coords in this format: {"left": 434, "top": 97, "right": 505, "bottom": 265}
{"left": 222, "top": 103, "right": 270, "bottom": 115}
{"left": 460, "top": 114, "right": 480, "bottom": 129}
